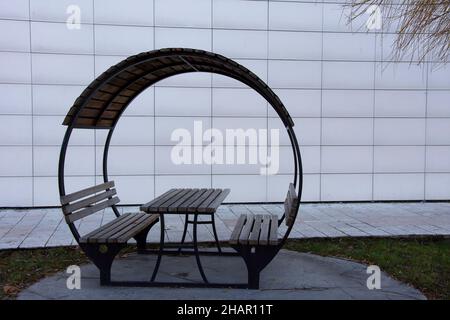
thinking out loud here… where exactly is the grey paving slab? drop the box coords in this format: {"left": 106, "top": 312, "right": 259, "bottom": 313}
{"left": 18, "top": 249, "right": 425, "bottom": 300}
{"left": 1, "top": 202, "right": 450, "bottom": 250}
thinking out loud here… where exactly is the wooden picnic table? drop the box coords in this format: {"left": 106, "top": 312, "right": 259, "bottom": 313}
{"left": 140, "top": 188, "right": 230, "bottom": 283}
{"left": 140, "top": 188, "right": 230, "bottom": 214}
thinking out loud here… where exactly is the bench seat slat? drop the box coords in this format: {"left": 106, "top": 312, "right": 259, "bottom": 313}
{"left": 80, "top": 213, "right": 159, "bottom": 244}
{"left": 108, "top": 214, "right": 151, "bottom": 242}
{"left": 269, "top": 215, "right": 278, "bottom": 245}
{"left": 115, "top": 214, "right": 159, "bottom": 243}
{"left": 230, "top": 213, "right": 278, "bottom": 246}
{"left": 238, "top": 214, "right": 254, "bottom": 245}
{"left": 249, "top": 215, "right": 263, "bottom": 245}
{"left": 84, "top": 213, "right": 137, "bottom": 243}
{"left": 229, "top": 214, "right": 246, "bottom": 245}
{"left": 80, "top": 212, "right": 132, "bottom": 241}
{"left": 259, "top": 215, "right": 271, "bottom": 245}
{"left": 94, "top": 213, "right": 144, "bottom": 243}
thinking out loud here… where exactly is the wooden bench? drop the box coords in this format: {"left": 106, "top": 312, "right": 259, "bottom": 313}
{"left": 229, "top": 183, "right": 299, "bottom": 289}
{"left": 60, "top": 181, "right": 159, "bottom": 285}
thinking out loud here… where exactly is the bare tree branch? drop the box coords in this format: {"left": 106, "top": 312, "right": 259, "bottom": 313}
{"left": 345, "top": 0, "right": 450, "bottom": 65}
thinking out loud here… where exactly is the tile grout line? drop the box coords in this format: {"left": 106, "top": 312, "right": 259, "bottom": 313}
{"left": 28, "top": 0, "right": 35, "bottom": 206}
{"left": 210, "top": 0, "right": 213, "bottom": 188}
{"left": 266, "top": 0, "right": 269, "bottom": 202}
{"left": 319, "top": 1, "right": 324, "bottom": 202}
{"left": 0, "top": 17, "right": 437, "bottom": 37}
{"left": 93, "top": 0, "right": 97, "bottom": 186}
{"left": 372, "top": 32, "right": 377, "bottom": 201}
{"left": 1, "top": 81, "right": 447, "bottom": 91}
{"left": 424, "top": 60, "right": 429, "bottom": 200}
{"left": 18, "top": 210, "right": 48, "bottom": 248}
{"left": 153, "top": 0, "right": 156, "bottom": 198}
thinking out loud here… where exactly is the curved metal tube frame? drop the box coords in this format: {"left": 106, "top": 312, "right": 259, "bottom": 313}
{"left": 58, "top": 51, "right": 303, "bottom": 283}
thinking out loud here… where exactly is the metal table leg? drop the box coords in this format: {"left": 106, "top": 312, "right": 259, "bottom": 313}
{"left": 193, "top": 214, "right": 209, "bottom": 283}
{"left": 150, "top": 214, "right": 165, "bottom": 282}
{"left": 178, "top": 213, "right": 189, "bottom": 253}
{"left": 211, "top": 214, "right": 222, "bottom": 253}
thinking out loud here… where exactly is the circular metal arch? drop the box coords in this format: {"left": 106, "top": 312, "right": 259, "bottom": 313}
{"left": 58, "top": 48, "right": 303, "bottom": 242}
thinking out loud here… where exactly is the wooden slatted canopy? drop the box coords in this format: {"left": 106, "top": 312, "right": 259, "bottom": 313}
{"left": 62, "top": 48, "right": 294, "bottom": 129}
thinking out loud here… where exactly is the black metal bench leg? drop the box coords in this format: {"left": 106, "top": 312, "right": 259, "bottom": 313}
{"left": 247, "top": 267, "right": 261, "bottom": 290}
{"left": 210, "top": 214, "right": 222, "bottom": 253}
{"left": 134, "top": 225, "right": 152, "bottom": 254}
{"left": 240, "top": 248, "right": 260, "bottom": 289}
{"left": 82, "top": 243, "right": 125, "bottom": 286}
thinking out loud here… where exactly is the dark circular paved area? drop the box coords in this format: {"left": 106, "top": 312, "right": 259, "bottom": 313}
{"left": 19, "top": 249, "right": 425, "bottom": 300}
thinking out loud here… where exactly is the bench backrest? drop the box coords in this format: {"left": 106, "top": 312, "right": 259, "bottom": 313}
{"left": 284, "top": 183, "right": 299, "bottom": 227}
{"left": 60, "top": 181, "right": 120, "bottom": 223}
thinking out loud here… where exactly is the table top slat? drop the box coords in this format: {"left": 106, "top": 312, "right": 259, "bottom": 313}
{"left": 177, "top": 189, "right": 208, "bottom": 211}
{"left": 140, "top": 188, "right": 178, "bottom": 212}
{"left": 168, "top": 189, "right": 200, "bottom": 212}
{"left": 158, "top": 189, "right": 192, "bottom": 212}
{"left": 186, "top": 189, "right": 216, "bottom": 213}
{"left": 141, "top": 188, "right": 230, "bottom": 214}
{"left": 196, "top": 189, "right": 222, "bottom": 213}
{"left": 199, "top": 189, "right": 230, "bottom": 213}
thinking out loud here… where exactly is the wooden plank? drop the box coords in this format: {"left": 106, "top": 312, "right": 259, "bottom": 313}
{"left": 269, "top": 215, "right": 278, "bottom": 245}
{"left": 259, "top": 214, "right": 271, "bottom": 245}
{"left": 85, "top": 213, "right": 139, "bottom": 243}
{"left": 108, "top": 214, "right": 150, "bottom": 243}
{"left": 60, "top": 181, "right": 115, "bottom": 205}
{"left": 199, "top": 189, "right": 230, "bottom": 213}
{"left": 289, "top": 183, "right": 297, "bottom": 201}
{"left": 238, "top": 214, "right": 254, "bottom": 245}
{"left": 287, "top": 185, "right": 298, "bottom": 207}
{"left": 249, "top": 215, "right": 263, "bottom": 245}
{"left": 62, "top": 189, "right": 117, "bottom": 214}
{"left": 187, "top": 189, "right": 215, "bottom": 213}
{"left": 115, "top": 214, "right": 159, "bottom": 243}
{"left": 93, "top": 213, "right": 144, "bottom": 243}
{"left": 284, "top": 195, "right": 294, "bottom": 227}
{"left": 284, "top": 183, "right": 299, "bottom": 227}
{"left": 177, "top": 189, "right": 208, "bottom": 211}
{"left": 65, "top": 197, "right": 120, "bottom": 223}
{"left": 196, "top": 189, "right": 222, "bottom": 213}
{"left": 141, "top": 189, "right": 182, "bottom": 213}
{"left": 168, "top": 189, "right": 200, "bottom": 212}
{"left": 229, "top": 214, "right": 247, "bottom": 245}
{"left": 79, "top": 213, "right": 132, "bottom": 243}
{"left": 140, "top": 188, "right": 177, "bottom": 212}
{"left": 158, "top": 189, "right": 192, "bottom": 212}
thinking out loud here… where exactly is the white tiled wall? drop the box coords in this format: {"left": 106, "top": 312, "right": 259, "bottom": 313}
{"left": 0, "top": 0, "right": 449, "bottom": 206}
